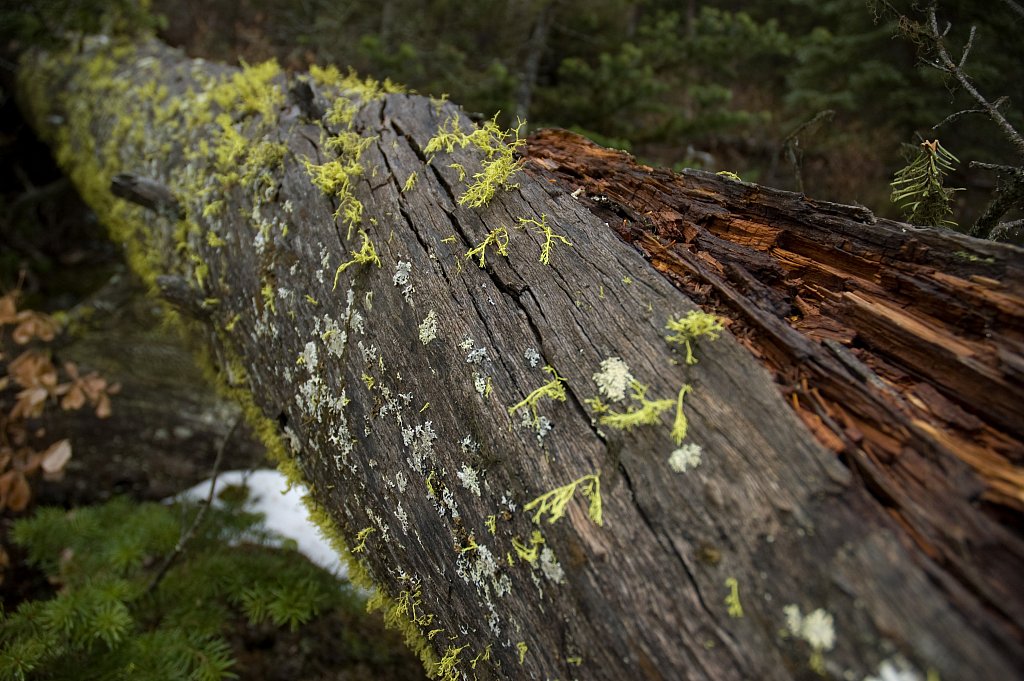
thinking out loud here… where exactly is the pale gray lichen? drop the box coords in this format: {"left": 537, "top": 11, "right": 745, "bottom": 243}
{"left": 402, "top": 421, "right": 437, "bottom": 473}
{"left": 592, "top": 356, "right": 635, "bottom": 403}
{"left": 539, "top": 547, "right": 565, "bottom": 584}
{"left": 473, "top": 372, "right": 490, "bottom": 397}
{"left": 419, "top": 309, "right": 438, "bottom": 345}
{"left": 457, "top": 465, "right": 482, "bottom": 497}
{"left": 393, "top": 260, "right": 415, "bottom": 304}
{"left": 524, "top": 347, "right": 541, "bottom": 367}
{"left": 668, "top": 443, "right": 703, "bottom": 473}
{"left": 864, "top": 657, "right": 927, "bottom": 681}
{"left": 460, "top": 435, "right": 479, "bottom": 455}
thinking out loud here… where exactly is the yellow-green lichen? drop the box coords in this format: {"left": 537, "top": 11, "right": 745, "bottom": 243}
{"left": 599, "top": 381, "right": 673, "bottom": 431}
{"left": 424, "top": 113, "right": 525, "bottom": 208}
{"left": 333, "top": 230, "right": 382, "bottom": 289}
{"left": 725, "top": 577, "right": 743, "bottom": 618}
{"left": 671, "top": 384, "right": 692, "bottom": 445}
{"left": 517, "top": 214, "right": 572, "bottom": 265}
{"left": 465, "top": 226, "right": 509, "bottom": 268}
{"left": 665, "top": 310, "right": 724, "bottom": 365}
{"left": 507, "top": 365, "right": 567, "bottom": 426}
{"left": 524, "top": 474, "right": 603, "bottom": 527}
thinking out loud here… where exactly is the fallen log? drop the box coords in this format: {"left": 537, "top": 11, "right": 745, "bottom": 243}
{"left": 15, "top": 35, "right": 1023, "bottom": 681}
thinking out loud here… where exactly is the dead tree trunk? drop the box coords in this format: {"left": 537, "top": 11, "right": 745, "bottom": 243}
{"left": 16, "top": 36, "right": 1024, "bottom": 681}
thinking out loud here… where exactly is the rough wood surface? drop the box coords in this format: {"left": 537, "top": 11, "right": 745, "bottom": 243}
{"left": 16, "top": 37, "right": 1024, "bottom": 681}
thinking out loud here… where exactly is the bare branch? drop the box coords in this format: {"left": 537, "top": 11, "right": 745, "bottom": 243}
{"left": 146, "top": 417, "right": 240, "bottom": 595}
{"left": 990, "top": 219, "right": 1024, "bottom": 242}
{"left": 958, "top": 25, "right": 976, "bottom": 69}
{"left": 926, "top": 5, "right": 1024, "bottom": 159}
{"left": 933, "top": 107, "right": 987, "bottom": 130}
{"left": 999, "top": 0, "right": 1024, "bottom": 21}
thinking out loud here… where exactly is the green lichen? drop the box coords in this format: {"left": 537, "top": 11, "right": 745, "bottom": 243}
{"left": 524, "top": 474, "right": 603, "bottom": 527}
{"left": 725, "top": 577, "right": 743, "bottom": 618}
{"left": 517, "top": 214, "right": 572, "bottom": 265}
{"left": 671, "top": 384, "right": 692, "bottom": 445}
{"left": 424, "top": 113, "right": 525, "bottom": 208}
{"left": 435, "top": 644, "right": 469, "bottom": 681}
{"left": 465, "top": 226, "right": 509, "bottom": 267}
{"left": 332, "top": 230, "right": 382, "bottom": 290}
{"left": 352, "top": 527, "right": 376, "bottom": 553}
{"left": 665, "top": 310, "right": 724, "bottom": 365}
{"left": 510, "top": 530, "right": 545, "bottom": 564}
{"left": 402, "top": 171, "right": 418, "bottom": 193}
{"left": 599, "top": 381, "right": 673, "bottom": 431}
{"left": 507, "top": 365, "right": 566, "bottom": 426}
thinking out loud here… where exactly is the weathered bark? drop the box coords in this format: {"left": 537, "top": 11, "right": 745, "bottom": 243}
{"left": 16, "top": 36, "right": 1024, "bottom": 681}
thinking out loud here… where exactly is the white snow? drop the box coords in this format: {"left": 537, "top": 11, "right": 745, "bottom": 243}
{"left": 173, "top": 469, "right": 344, "bottom": 576}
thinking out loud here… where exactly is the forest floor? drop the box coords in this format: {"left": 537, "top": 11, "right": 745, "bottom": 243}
{"left": 0, "top": 76, "right": 426, "bottom": 681}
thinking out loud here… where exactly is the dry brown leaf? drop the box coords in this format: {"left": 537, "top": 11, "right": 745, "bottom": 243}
{"left": 12, "top": 310, "right": 59, "bottom": 344}
{"left": 41, "top": 438, "right": 72, "bottom": 475}
{"left": 0, "top": 292, "right": 17, "bottom": 325}
{"left": 11, "top": 386, "right": 49, "bottom": 420}
{"left": 0, "top": 469, "right": 31, "bottom": 512}
{"left": 95, "top": 393, "right": 112, "bottom": 419}
{"left": 60, "top": 384, "right": 87, "bottom": 411}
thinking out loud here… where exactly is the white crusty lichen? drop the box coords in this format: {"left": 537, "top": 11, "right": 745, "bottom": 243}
{"left": 592, "top": 356, "right": 635, "bottom": 403}
{"left": 419, "top": 309, "right": 439, "bottom": 345}
{"left": 473, "top": 372, "right": 492, "bottom": 397}
{"left": 402, "top": 421, "right": 437, "bottom": 473}
{"left": 784, "top": 604, "right": 836, "bottom": 674}
{"left": 393, "top": 260, "right": 415, "bottom": 303}
{"left": 524, "top": 347, "right": 541, "bottom": 367}
{"left": 539, "top": 547, "right": 565, "bottom": 583}
{"left": 457, "top": 465, "right": 482, "bottom": 497}
{"left": 668, "top": 443, "right": 703, "bottom": 473}
{"left": 864, "top": 657, "right": 930, "bottom": 681}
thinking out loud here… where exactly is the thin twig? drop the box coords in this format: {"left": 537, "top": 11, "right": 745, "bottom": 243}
{"left": 146, "top": 417, "right": 240, "bottom": 595}
{"left": 925, "top": 5, "right": 1024, "bottom": 158}
{"left": 957, "top": 26, "right": 976, "bottom": 69}
{"left": 999, "top": 0, "right": 1024, "bottom": 21}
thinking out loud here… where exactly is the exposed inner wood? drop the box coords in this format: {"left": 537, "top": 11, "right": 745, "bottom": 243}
{"left": 524, "top": 126, "right": 1024, "bottom": 635}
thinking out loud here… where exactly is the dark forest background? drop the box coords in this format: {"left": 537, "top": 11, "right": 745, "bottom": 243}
{"left": 153, "top": 0, "right": 1024, "bottom": 234}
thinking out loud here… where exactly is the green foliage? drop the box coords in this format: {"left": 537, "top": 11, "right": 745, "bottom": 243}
{"left": 890, "top": 139, "right": 963, "bottom": 227}
{"left": 1, "top": 0, "right": 164, "bottom": 49}
{"left": 0, "top": 497, "right": 349, "bottom": 681}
